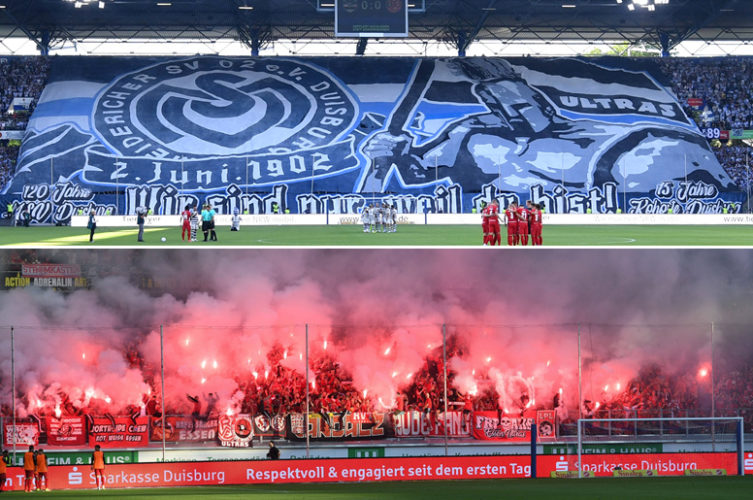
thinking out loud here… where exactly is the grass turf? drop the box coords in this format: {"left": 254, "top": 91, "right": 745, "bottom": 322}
{"left": 2, "top": 224, "right": 753, "bottom": 246}
{"left": 0, "top": 477, "right": 751, "bottom": 499}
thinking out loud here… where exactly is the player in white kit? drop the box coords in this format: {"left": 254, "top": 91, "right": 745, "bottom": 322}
{"left": 381, "top": 202, "right": 391, "bottom": 233}
{"left": 372, "top": 203, "right": 382, "bottom": 233}
{"left": 361, "top": 205, "right": 371, "bottom": 233}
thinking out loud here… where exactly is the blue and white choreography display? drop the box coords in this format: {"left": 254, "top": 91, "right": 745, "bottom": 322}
{"left": 1, "top": 56, "right": 743, "bottom": 223}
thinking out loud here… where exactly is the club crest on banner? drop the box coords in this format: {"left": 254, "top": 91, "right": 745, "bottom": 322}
{"left": 218, "top": 414, "right": 254, "bottom": 447}
{"left": 93, "top": 57, "right": 358, "bottom": 158}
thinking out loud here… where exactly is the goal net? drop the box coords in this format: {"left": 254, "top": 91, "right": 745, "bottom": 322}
{"left": 548, "top": 416, "right": 747, "bottom": 477}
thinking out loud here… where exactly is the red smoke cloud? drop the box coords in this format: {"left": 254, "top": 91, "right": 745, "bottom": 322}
{"left": 0, "top": 249, "right": 749, "bottom": 418}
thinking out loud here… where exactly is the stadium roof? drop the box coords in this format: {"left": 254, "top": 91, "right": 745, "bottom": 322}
{"left": 1, "top": 0, "right": 753, "bottom": 56}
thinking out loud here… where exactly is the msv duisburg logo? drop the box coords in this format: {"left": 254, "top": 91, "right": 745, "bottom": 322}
{"left": 92, "top": 57, "right": 357, "bottom": 159}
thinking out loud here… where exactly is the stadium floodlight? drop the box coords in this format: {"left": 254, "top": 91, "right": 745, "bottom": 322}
{"left": 622, "top": 0, "right": 669, "bottom": 11}
{"left": 64, "top": 0, "right": 107, "bottom": 7}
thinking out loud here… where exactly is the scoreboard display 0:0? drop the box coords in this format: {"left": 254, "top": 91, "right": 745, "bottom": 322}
{"left": 335, "top": 0, "right": 409, "bottom": 38}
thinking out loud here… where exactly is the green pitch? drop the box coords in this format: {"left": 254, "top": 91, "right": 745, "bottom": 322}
{"left": 0, "top": 477, "right": 751, "bottom": 499}
{"left": 2, "top": 224, "right": 753, "bottom": 246}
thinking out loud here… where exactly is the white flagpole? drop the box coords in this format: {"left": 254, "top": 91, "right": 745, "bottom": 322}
{"left": 747, "top": 152, "right": 750, "bottom": 213}
{"left": 684, "top": 154, "right": 688, "bottom": 213}
{"left": 305, "top": 324, "right": 310, "bottom": 458}
{"left": 442, "top": 324, "right": 448, "bottom": 457}
{"left": 160, "top": 325, "right": 166, "bottom": 462}
{"left": 11, "top": 326, "right": 16, "bottom": 463}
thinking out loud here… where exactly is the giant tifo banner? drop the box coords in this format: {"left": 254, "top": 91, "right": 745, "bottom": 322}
{"left": 0, "top": 56, "right": 745, "bottom": 223}
{"left": 0, "top": 453, "right": 743, "bottom": 490}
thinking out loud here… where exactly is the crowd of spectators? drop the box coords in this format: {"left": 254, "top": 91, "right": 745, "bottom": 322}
{"left": 0, "top": 57, "right": 48, "bottom": 130}
{"left": 595, "top": 364, "right": 699, "bottom": 414}
{"left": 715, "top": 145, "right": 752, "bottom": 190}
{"left": 715, "top": 366, "right": 753, "bottom": 415}
{"left": 574, "top": 363, "right": 753, "bottom": 432}
{"left": 0, "top": 57, "right": 49, "bottom": 190}
{"left": 661, "top": 57, "right": 753, "bottom": 131}
{"left": 0, "top": 143, "right": 19, "bottom": 189}
{"left": 661, "top": 57, "right": 753, "bottom": 191}
{"left": 5, "top": 332, "right": 753, "bottom": 435}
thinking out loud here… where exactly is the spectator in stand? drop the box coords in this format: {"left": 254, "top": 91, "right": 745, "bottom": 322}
{"left": 145, "top": 394, "right": 161, "bottom": 417}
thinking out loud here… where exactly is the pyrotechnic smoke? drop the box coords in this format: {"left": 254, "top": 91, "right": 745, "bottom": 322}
{"left": 1, "top": 249, "right": 752, "bottom": 417}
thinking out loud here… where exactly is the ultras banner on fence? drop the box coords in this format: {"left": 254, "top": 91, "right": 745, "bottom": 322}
{"left": 45, "top": 416, "right": 87, "bottom": 446}
{"left": 1, "top": 56, "right": 745, "bottom": 223}
{"left": 149, "top": 416, "right": 218, "bottom": 443}
{"left": 0, "top": 453, "right": 742, "bottom": 490}
{"left": 88, "top": 416, "right": 149, "bottom": 448}
{"left": 2, "top": 421, "right": 39, "bottom": 446}
{"left": 470, "top": 411, "right": 534, "bottom": 442}
{"left": 391, "top": 411, "right": 469, "bottom": 437}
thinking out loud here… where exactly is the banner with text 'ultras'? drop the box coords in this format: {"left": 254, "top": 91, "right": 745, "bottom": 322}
{"left": 1, "top": 56, "right": 745, "bottom": 223}
{"left": 0, "top": 452, "right": 740, "bottom": 490}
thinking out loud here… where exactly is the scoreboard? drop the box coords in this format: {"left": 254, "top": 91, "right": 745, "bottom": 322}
{"left": 335, "top": 0, "right": 408, "bottom": 38}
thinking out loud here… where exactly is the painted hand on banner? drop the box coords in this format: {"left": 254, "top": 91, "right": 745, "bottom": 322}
{"left": 362, "top": 132, "right": 413, "bottom": 162}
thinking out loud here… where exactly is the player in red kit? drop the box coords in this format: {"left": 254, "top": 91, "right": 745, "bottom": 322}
{"left": 487, "top": 199, "right": 501, "bottom": 245}
{"left": 180, "top": 204, "right": 191, "bottom": 241}
{"left": 531, "top": 203, "right": 543, "bottom": 245}
{"left": 480, "top": 202, "right": 490, "bottom": 245}
{"left": 516, "top": 202, "right": 530, "bottom": 246}
{"left": 526, "top": 201, "right": 534, "bottom": 243}
{"left": 504, "top": 201, "right": 518, "bottom": 246}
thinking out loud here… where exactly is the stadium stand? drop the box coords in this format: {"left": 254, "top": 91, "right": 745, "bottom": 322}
{"left": 0, "top": 57, "right": 49, "bottom": 193}
{"left": 661, "top": 58, "right": 753, "bottom": 190}
{"left": 661, "top": 57, "right": 753, "bottom": 131}
{"left": 0, "top": 57, "right": 48, "bottom": 129}
{"left": 0, "top": 143, "right": 19, "bottom": 190}
{"left": 0, "top": 245, "right": 749, "bottom": 442}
